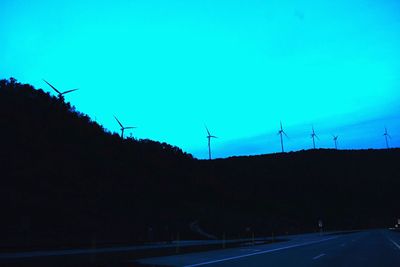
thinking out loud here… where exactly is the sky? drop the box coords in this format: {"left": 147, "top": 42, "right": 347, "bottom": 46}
{"left": 1, "top": 0, "right": 399, "bottom": 159}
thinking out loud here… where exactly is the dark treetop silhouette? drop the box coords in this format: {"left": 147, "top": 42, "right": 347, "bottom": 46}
{"left": 1, "top": 78, "right": 399, "bottom": 250}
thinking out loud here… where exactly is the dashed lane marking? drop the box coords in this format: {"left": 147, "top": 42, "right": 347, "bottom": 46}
{"left": 312, "top": 253, "right": 326, "bottom": 260}
{"left": 388, "top": 238, "right": 400, "bottom": 250}
{"left": 183, "top": 237, "right": 338, "bottom": 267}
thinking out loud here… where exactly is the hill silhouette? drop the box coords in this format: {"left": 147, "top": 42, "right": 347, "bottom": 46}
{"left": 1, "top": 78, "right": 399, "bottom": 250}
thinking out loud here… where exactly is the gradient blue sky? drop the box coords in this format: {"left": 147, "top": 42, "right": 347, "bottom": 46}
{"left": 1, "top": 0, "right": 399, "bottom": 158}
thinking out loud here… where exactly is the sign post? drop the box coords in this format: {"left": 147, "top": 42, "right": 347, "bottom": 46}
{"left": 318, "top": 219, "right": 323, "bottom": 235}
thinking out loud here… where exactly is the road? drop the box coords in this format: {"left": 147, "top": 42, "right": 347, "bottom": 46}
{"left": 0, "top": 237, "right": 274, "bottom": 260}
{"left": 135, "top": 230, "right": 400, "bottom": 267}
{"left": 0, "top": 235, "right": 277, "bottom": 266}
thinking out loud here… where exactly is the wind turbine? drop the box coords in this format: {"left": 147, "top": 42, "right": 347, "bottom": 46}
{"left": 383, "top": 127, "right": 391, "bottom": 149}
{"left": 333, "top": 135, "right": 339, "bottom": 149}
{"left": 277, "top": 121, "right": 288, "bottom": 153}
{"left": 43, "top": 79, "right": 78, "bottom": 100}
{"left": 114, "top": 116, "right": 136, "bottom": 139}
{"left": 311, "top": 126, "right": 319, "bottom": 149}
{"left": 205, "top": 126, "right": 217, "bottom": 160}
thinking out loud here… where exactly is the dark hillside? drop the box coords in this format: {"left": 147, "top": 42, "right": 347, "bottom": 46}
{"left": 197, "top": 150, "right": 400, "bottom": 236}
{"left": 1, "top": 78, "right": 399, "bottom": 250}
{"left": 0, "top": 78, "right": 197, "bottom": 249}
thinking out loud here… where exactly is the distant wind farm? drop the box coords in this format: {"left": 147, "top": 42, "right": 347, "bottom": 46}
{"left": 40, "top": 79, "right": 397, "bottom": 159}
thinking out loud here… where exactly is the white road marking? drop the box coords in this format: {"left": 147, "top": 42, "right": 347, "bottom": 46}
{"left": 312, "top": 253, "right": 326, "bottom": 260}
{"left": 388, "top": 238, "right": 400, "bottom": 250}
{"left": 239, "top": 249, "right": 261, "bottom": 252}
{"left": 183, "top": 237, "right": 338, "bottom": 267}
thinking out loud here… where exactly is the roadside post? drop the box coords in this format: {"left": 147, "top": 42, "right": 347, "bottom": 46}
{"left": 175, "top": 232, "right": 180, "bottom": 253}
{"left": 318, "top": 219, "right": 323, "bottom": 235}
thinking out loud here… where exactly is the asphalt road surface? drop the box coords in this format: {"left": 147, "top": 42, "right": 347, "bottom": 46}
{"left": 135, "top": 230, "right": 400, "bottom": 267}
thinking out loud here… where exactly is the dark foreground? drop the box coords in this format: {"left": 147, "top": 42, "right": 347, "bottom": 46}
{"left": 0, "top": 237, "right": 281, "bottom": 267}
{"left": 2, "top": 230, "right": 399, "bottom": 266}
{"left": 135, "top": 230, "right": 400, "bottom": 267}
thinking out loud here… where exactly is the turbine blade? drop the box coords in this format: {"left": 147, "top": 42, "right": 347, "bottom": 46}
{"left": 205, "top": 125, "right": 211, "bottom": 136}
{"left": 280, "top": 121, "right": 283, "bottom": 130}
{"left": 114, "top": 116, "right": 124, "bottom": 128}
{"left": 124, "top": 126, "right": 136, "bottom": 129}
{"left": 61, "top": 88, "right": 79, "bottom": 95}
{"left": 315, "top": 134, "right": 320, "bottom": 140}
{"left": 283, "top": 131, "right": 289, "bottom": 138}
{"left": 43, "top": 79, "right": 61, "bottom": 94}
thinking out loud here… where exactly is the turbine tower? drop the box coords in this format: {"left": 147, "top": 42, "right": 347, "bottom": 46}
{"left": 43, "top": 79, "right": 78, "bottom": 100}
{"left": 205, "top": 126, "right": 217, "bottom": 160}
{"left": 333, "top": 135, "right": 339, "bottom": 149}
{"left": 311, "top": 126, "right": 319, "bottom": 149}
{"left": 383, "top": 127, "right": 391, "bottom": 149}
{"left": 114, "top": 116, "right": 136, "bottom": 139}
{"left": 277, "top": 121, "right": 288, "bottom": 153}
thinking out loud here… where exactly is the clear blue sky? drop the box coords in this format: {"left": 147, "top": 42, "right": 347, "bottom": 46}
{"left": 1, "top": 0, "right": 399, "bottom": 158}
